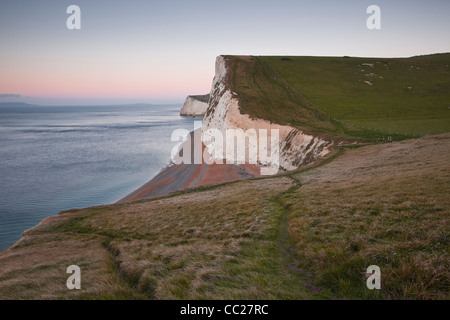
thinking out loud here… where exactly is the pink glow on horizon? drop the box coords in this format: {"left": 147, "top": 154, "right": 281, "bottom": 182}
{"left": 0, "top": 53, "right": 215, "bottom": 100}
{"left": 1, "top": 74, "right": 213, "bottom": 100}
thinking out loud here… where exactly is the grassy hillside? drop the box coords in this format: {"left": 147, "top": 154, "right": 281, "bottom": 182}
{"left": 223, "top": 56, "right": 340, "bottom": 139}
{"left": 226, "top": 54, "right": 450, "bottom": 141}
{"left": 0, "top": 134, "right": 448, "bottom": 299}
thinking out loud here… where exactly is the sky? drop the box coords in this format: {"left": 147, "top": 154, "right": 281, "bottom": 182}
{"left": 0, "top": 0, "right": 449, "bottom": 105}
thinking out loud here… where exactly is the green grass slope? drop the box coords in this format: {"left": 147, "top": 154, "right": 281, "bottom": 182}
{"left": 225, "top": 54, "right": 450, "bottom": 141}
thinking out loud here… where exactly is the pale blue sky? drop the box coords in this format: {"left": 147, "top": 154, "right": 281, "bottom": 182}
{"left": 0, "top": 0, "right": 449, "bottom": 104}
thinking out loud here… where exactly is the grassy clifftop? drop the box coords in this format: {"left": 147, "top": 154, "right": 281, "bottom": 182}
{"left": 225, "top": 54, "right": 450, "bottom": 141}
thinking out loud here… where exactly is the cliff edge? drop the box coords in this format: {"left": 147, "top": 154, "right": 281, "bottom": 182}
{"left": 202, "top": 56, "right": 337, "bottom": 172}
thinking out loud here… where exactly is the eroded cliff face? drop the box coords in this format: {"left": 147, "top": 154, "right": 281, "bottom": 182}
{"left": 180, "top": 94, "right": 210, "bottom": 116}
{"left": 202, "top": 56, "right": 333, "bottom": 172}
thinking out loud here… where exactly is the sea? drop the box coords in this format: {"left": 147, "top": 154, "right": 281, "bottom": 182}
{"left": 0, "top": 103, "right": 196, "bottom": 252}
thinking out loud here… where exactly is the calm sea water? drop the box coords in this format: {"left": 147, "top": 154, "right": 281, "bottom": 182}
{"left": 0, "top": 103, "right": 195, "bottom": 251}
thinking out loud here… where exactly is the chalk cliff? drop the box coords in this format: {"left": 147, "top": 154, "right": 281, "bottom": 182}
{"left": 180, "top": 94, "right": 210, "bottom": 116}
{"left": 202, "top": 56, "right": 333, "bottom": 173}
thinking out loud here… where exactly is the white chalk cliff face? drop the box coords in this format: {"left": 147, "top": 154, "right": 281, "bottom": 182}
{"left": 202, "top": 56, "right": 332, "bottom": 173}
{"left": 180, "top": 95, "right": 210, "bottom": 116}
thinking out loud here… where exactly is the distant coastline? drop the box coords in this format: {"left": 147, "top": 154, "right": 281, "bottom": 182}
{"left": 179, "top": 94, "right": 210, "bottom": 117}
